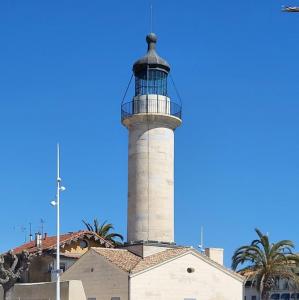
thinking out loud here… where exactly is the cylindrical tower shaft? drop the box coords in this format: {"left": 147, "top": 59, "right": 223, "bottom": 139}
{"left": 125, "top": 114, "right": 180, "bottom": 243}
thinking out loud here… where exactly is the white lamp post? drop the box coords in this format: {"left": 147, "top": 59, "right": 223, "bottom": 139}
{"left": 51, "top": 144, "right": 66, "bottom": 300}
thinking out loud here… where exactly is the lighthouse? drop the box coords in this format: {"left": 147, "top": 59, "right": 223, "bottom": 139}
{"left": 121, "top": 33, "right": 182, "bottom": 244}
{"left": 60, "top": 32, "right": 243, "bottom": 300}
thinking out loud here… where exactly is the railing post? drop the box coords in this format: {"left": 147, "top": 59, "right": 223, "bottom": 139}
{"left": 166, "top": 97, "right": 168, "bottom": 115}
{"left": 146, "top": 94, "right": 148, "bottom": 113}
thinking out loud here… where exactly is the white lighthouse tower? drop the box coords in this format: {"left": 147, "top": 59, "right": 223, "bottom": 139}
{"left": 121, "top": 33, "right": 182, "bottom": 244}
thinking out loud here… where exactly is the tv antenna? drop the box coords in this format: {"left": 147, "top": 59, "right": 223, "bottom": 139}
{"left": 13, "top": 225, "right": 27, "bottom": 243}
{"left": 40, "top": 218, "right": 45, "bottom": 237}
{"left": 198, "top": 225, "right": 205, "bottom": 253}
{"left": 29, "top": 222, "right": 33, "bottom": 242}
{"left": 21, "top": 225, "right": 27, "bottom": 243}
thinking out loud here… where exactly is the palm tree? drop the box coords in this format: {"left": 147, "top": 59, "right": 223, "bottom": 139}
{"left": 232, "top": 228, "right": 299, "bottom": 300}
{"left": 82, "top": 218, "right": 124, "bottom": 246}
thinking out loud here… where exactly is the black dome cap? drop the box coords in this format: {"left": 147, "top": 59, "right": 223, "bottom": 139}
{"left": 133, "top": 33, "right": 170, "bottom": 75}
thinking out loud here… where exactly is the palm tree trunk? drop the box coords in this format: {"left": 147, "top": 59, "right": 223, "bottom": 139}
{"left": 261, "top": 291, "right": 270, "bottom": 300}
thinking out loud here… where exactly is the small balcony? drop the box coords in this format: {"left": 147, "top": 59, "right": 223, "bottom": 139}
{"left": 121, "top": 96, "right": 182, "bottom": 122}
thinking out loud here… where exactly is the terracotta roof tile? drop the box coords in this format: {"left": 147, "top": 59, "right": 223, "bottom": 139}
{"left": 92, "top": 247, "right": 190, "bottom": 273}
{"left": 92, "top": 248, "right": 141, "bottom": 272}
{"left": 132, "top": 247, "right": 190, "bottom": 273}
{"left": 12, "top": 231, "right": 113, "bottom": 254}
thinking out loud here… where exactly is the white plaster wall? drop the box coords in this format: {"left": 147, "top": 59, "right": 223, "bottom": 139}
{"left": 130, "top": 252, "right": 244, "bottom": 300}
{"left": 245, "top": 287, "right": 259, "bottom": 300}
{"left": 61, "top": 250, "right": 128, "bottom": 300}
{"left": 127, "top": 117, "right": 176, "bottom": 243}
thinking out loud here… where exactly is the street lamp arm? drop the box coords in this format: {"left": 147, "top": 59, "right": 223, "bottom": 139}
{"left": 282, "top": 6, "right": 299, "bottom": 12}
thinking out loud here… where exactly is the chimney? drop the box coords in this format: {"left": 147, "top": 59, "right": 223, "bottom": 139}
{"left": 44, "top": 233, "right": 48, "bottom": 240}
{"left": 35, "top": 232, "right": 42, "bottom": 248}
{"left": 205, "top": 248, "right": 224, "bottom": 266}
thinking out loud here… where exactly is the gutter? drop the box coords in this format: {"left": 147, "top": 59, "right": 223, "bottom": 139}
{"left": 128, "top": 273, "right": 131, "bottom": 300}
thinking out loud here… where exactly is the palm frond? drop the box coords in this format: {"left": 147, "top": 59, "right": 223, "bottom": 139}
{"left": 82, "top": 218, "right": 123, "bottom": 246}
{"left": 105, "top": 233, "right": 124, "bottom": 241}
{"left": 82, "top": 220, "right": 93, "bottom": 232}
{"left": 232, "top": 228, "right": 299, "bottom": 296}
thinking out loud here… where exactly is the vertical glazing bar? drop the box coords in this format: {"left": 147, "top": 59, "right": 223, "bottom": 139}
{"left": 146, "top": 66, "right": 149, "bottom": 113}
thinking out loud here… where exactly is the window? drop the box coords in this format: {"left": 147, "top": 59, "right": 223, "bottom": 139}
{"left": 135, "top": 69, "right": 168, "bottom": 96}
{"left": 252, "top": 296, "right": 257, "bottom": 300}
{"left": 282, "top": 280, "right": 289, "bottom": 290}
{"left": 80, "top": 240, "right": 88, "bottom": 249}
{"left": 187, "top": 267, "right": 195, "bottom": 273}
{"left": 60, "top": 263, "right": 66, "bottom": 272}
{"left": 111, "top": 298, "right": 120, "bottom": 300}
{"left": 87, "top": 298, "right": 96, "bottom": 300}
{"left": 48, "top": 263, "right": 54, "bottom": 272}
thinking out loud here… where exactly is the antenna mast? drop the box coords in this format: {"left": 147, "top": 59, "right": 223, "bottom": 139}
{"left": 29, "top": 223, "right": 33, "bottom": 242}
{"left": 198, "top": 226, "right": 205, "bottom": 253}
{"left": 21, "top": 226, "right": 27, "bottom": 243}
{"left": 150, "top": 3, "right": 153, "bottom": 32}
{"left": 40, "top": 218, "right": 45, "bottom": 237}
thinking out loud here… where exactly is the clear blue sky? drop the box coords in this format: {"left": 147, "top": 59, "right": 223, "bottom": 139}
{"left": 0, "top": 0, "right": 299, "bottom": 267}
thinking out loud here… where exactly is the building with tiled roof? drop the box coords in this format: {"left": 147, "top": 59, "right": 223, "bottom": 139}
{"left": 13, "top": 230, "right": 113, "bottom": 283}
{"left": 6, "top": 32, "right": 245, "bottom": 300}
{"left": 61, "top": 244, "right": 244, "bottom": 300}
{"left": 13, "top": 231, "right": 113, "bottom": 255}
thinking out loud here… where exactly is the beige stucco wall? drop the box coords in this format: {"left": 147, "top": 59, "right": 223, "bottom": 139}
{"left": 6, "top": 280, "right": 86, "bottom": 300}
{"left": 205, "top": 248, "right": 224, "bottom": 266}
{"left": 61, "top": 250, "right": 128, "bottom": 300}
{"left": 130, "top": 252, "right": 244, "bottom": 300}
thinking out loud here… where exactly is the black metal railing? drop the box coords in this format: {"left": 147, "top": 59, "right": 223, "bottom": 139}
{"left": 121, "top": 99, "right": 182, "bottom": 121}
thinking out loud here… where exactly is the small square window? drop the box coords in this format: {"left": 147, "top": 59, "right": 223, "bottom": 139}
{"left": 252, "top": 296, "right": 257, "bottom": 300}
{"left": 60, "top": 263, "right": 66, "bottom": 272}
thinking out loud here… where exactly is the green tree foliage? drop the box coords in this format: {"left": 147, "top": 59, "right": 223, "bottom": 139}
{"left": 232, "top": 228, "right": 299, "bottom": 299}
{"left": 82, "top": 218, "right": 124, "bottom": 246}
